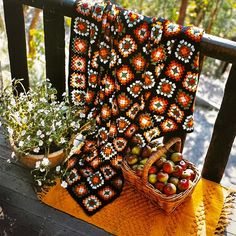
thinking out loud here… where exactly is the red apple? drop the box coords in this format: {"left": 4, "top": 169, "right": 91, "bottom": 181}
{"left": 169, "top": 176, "right": 179, "bottom": 186}
{"left": 135, "top": 165, "right": 144, "bottom": 177}
{"left": 182, "top": 169, "right": 195, "bottom": 180}
{"left": 163, "top": 160, "right": 175, "bottom": 174}
{"left": 178, "top": 178, "right": 190, "bottom": 191}
{"left": 148, "top": 174, "right": 157, "bottom": 184}
{"left": 142, "top": 146, "right": 152, "bottom": 158}
{"left": 179, "top": 160, "right": 187, "bottom": 170}
{"left": 148, "top": 166, "right": 158, "bottom": 174}
{"left": 155, "top": 182, "right": 166, "bottom": 192}
{"left": 131, "top": 146, "right": 141, "bottom": 155}
{"left": 155, "top": 156, "right": 166, "bottom": 168}
{"left": 126, "top": 154, "right": 138, "bottom": 165}
{"left": 163, "top": 183, "right": 177, "bottom": 195}
{"left": 170, "top": 152, "right": 183, "bottom": 163}
{"left": 156, "top": 171, "right": 169, "bottom": 183}
{"left": 172, "top": 165, "right": 183, "bottom": 177}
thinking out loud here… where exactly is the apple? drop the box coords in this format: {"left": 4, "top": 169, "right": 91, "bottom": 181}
{"left": 163, "top": 183, "right": 177, "bottom": 195}
{"left": 148, "top": 166, "right": 157, "bottom": 174}
{"left": 179, "top": 160, "right": 187, "bottom": 170}
{"left": 170, "top": 152, "right": 183, "bottom": 162}
{"left": 156, "top": 171, "right": 169, "bottom": 183}
{"left": 155, "top": 182, "right": 166, "bottom": 192}
{"left": 172, "top": 165, "right": 183, "bottom": 177}
{"left": 131, "top": 146, "right": 141, "bottom": 155}
{"left": 140, "top": 158, "right": 148, "bottom": 165}
{"left": 132, "top": 164, "right": 138, "bottom": 171}
{"left": 163, "top": 160, "right": 175, "bottom": 174}
{"left": 155, "top": 156, "right": 166, "bottom": 168}
{"left": 126, "top": 154, "right": 138, "bottom": 165}
{"left": 142, "top": 146, "right": 152, "bottom": 158}
{"left": 135, "top": 165, "right": 144, "bottom": 177}
{"left": 169, "top": 176, "right": 179, "bottom": 186}
{"left": 148, "top": 174, "right": 158, "bottom": 184}
{"left": 178, "top": 179, "right": 190, "bottom": 191}
{"left": 182, "top": 168, "right": 195, "bottom": 180}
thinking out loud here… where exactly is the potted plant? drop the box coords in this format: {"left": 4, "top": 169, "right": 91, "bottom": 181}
{"left": 0, "top": 79, "right": 93, "bottom": 188}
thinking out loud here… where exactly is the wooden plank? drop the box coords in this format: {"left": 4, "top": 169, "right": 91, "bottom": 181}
{"left": 43, "top": 10, "right": 66, "bottom": 99}
{"left": 0, "top": 185, "right": 112, "bottom": 235}
{"left": 202, "top": 64, "right": 236, "bottom": 183}
{"left": 19, "top": 0, "right": 236, "bottom": 62}
{"left": 2, "top": 0, "right": 29, "bottom": 91}
{"left": 0, "top": 200, "right": 85, "bottom": 235}
{"left": 21, "top": 0, "right": 77, "bottom": 17}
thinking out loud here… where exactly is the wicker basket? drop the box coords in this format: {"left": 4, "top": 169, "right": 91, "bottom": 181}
{"left": 122, "top": 137, "right": 201, "bottom": 214}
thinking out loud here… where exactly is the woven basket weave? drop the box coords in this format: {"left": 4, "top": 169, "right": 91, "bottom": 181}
{"left": 122, "top": 137, "right": 201, "bottom": 214}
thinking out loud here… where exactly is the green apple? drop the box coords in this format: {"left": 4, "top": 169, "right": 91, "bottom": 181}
{"left": 170, "top": 152, "right": 183, "bottom": 162}
{"left": 148, "top": 174, "right": 158, "bottom": 184}
{"left": 169, "top": 176, "right": 179, "bottom": 186}
{"left": 135, "top": 165, "right": 144, "bottom": 177}
{"left": 140, "top": 158, "right": 148, "bottom": 165}
{"left": 132, "top": 164, "right": 138, "bottom": 171}
{"left": 131, "top": 146, "right": 142, "bottom": 155}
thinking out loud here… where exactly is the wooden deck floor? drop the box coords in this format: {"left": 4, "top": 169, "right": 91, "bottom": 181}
{"left": 0, "top": 132, "right": 236, "bottom": 235}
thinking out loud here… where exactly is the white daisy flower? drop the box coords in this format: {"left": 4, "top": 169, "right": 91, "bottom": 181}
{"left": 61, "top": 181, "right": 68, "bottom": 188}
{"left": 38, "top": 140, "right": 43, "bottom": 146}
{"left": 33, "top": 147, "right": 40, "bottom": 153}
{"left": 19, "top": 141, "right": 24, "bottom": 147}
{"left": 60, "top": 137, "right": 66, "bottom": 144}
{"left": 37, "top": 130, "right": 42, "bottom": 136}
{"left": 35, "top": 161, "right": 41, "bottom": 168}
{"left": 55, "top": 166, "right": 61, "bottom": 172}
{"left": 21, "top": 130, "right": 26, "bottom": 136}
{"left": 42, "top": 157, "right": 50, "bottom": 166}
{"left": 36, "top": 180, "right": 42, "bottom": 186}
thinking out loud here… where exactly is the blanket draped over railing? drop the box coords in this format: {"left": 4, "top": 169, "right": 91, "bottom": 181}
{"left": 64, "top": 0, "right": 203, "bottom": 215}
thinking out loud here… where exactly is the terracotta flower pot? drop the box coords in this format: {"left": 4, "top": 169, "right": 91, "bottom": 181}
{"left": 18, "top": 149, "right": 66, "bottom": 169}
{"left": 10, "top": 139, "right": 66, "bottom": 169}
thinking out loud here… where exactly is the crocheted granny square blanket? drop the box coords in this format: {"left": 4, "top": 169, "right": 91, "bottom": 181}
{"left": 63, "top": 0, "right": 204, "bottom": 215}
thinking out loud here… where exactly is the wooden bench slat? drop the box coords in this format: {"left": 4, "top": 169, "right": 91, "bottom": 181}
{"left": 2, "top": 0, "right": 29, "bottom": 91}
{"left": 202, "top": 64, "right": 236, "bottom": 183}
{"left": 43, "top": 10, "right": 65, "bottom": 99}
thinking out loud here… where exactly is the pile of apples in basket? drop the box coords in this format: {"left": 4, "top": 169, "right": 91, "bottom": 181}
{"left": 125, "top": 145, "right": 197, "bottom": 196}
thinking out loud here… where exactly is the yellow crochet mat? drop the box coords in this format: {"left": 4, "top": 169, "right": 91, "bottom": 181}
{"left": 38, "top": 178, "right": 235, "bottom": 236}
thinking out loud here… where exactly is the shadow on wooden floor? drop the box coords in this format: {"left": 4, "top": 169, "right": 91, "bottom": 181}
{"left": 0, "top": 132, "right": 111, "bottom": 236}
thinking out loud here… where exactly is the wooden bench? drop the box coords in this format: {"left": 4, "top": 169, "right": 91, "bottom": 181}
{"left": 3, "top": 0, "right": 236, "bottom": 184}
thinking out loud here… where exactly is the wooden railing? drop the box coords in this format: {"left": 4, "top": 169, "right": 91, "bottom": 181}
{"left": 2, "top": 0, "right": 236, "bottom": 183}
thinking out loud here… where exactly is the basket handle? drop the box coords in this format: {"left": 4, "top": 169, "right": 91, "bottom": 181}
{"left": 142, "top": 137, "right": 182, "bottom": 184}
